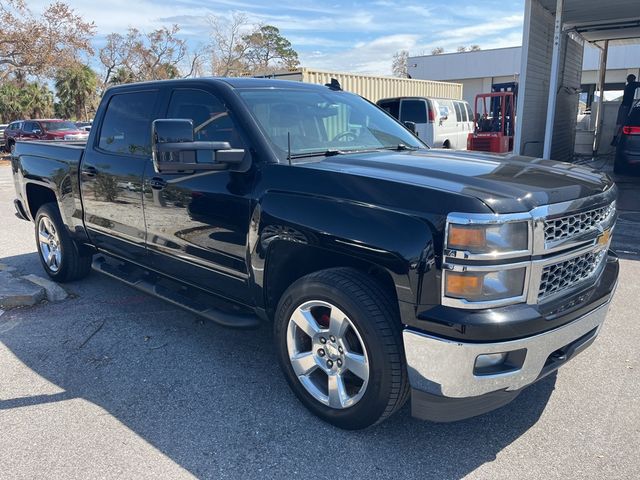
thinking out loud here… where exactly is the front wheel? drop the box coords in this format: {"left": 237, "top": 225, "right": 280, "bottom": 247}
{"left": 35, "top": 203, "right": 92, "bottom": 282}
{"left": 274, "top": 268, "right": 409, "bottom": 429}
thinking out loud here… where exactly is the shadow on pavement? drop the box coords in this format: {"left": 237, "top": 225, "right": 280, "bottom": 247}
{"left": 0, "top": 253, "right": 557, "bottom": 479}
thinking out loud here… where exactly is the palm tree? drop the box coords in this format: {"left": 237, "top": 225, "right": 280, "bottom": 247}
{"left": 21, "top": 82, "right": 54, "bottom": 118}
{"left": 55, "top": 64, "right": 98, "bottom": 120}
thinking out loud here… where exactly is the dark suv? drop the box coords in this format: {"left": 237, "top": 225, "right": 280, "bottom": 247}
{"left": 615, "top": 102, "right": 640, "bottom": 174}
{"left": 3, "top": 119, "right": 88, "bottom": 153}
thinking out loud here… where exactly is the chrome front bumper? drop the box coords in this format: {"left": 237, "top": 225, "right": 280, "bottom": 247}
{"left": 403, "top": 300, "right": 612, "bottom": 399}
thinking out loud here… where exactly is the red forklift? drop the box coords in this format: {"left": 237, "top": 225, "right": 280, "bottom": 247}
{"left": 468, "top": 85, "right": 517, "bottom": 153}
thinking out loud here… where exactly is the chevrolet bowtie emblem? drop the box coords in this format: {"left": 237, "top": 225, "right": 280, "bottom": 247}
{"left": 597, "top": 228, "right": 612, "bottom": 247}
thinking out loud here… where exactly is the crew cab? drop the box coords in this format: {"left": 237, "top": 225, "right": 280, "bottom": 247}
{"left": 11, "top": 78, "right": 618, "bottom": 429}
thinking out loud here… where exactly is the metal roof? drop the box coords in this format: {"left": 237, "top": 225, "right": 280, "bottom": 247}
{"left": 539, "top": 0, "right": 640, "bottom": 44}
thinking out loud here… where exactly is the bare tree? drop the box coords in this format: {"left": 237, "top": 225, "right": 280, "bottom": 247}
{"left": 0, "top": 0, "right": 95, "bottom": 82}
{"left": 457, "top": 46, "right": 467, "bottom": 53}
{"left": 207, "top": 13, "right": 252, "bottom": 76}
{"left": 469, "top": 45, "right": 482, "bottom": 51}
{"left": 431, "top": 47, "right": 445, "bottom": 55}
{"left": 392, "top": 50, "right": 409, "bottom": 78}
{"left": 99, "top": 25, "right": 191, "bottom": 86}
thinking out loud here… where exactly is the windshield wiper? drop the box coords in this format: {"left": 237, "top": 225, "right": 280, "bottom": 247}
{"left": 289, "top": 149, "right": 348, "bottom": 159}
{"left": 380, "top": 143, "right": 420, "bottom": 151}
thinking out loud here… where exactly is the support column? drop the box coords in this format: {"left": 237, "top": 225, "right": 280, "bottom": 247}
{"left": 542, "top": 0, "right": 564, "bottom": 160}
{"left": 592, "top": 40, "right": 609, "bottom": 156}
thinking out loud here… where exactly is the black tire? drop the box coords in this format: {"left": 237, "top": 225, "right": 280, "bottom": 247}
{"left": 274, "top": 267, "right": 409, "bottom": 430}
{"left": 34, "top": 202, "right": 92, "bottom": 282}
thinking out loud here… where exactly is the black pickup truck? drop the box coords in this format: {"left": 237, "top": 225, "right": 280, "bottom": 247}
{"left": 11, "top": 78, "right": 618, "bottom": 429}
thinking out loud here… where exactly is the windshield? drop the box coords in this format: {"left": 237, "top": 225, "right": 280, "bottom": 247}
{"left": 40, "top": 121, "right": 79, "bottom": 132}
{"left": 238, "top": 88, "right": 427, "bottom": 160}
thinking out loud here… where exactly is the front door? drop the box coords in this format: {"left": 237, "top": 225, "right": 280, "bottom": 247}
{"left": 81, "top": 89, "right": 160, "bottom": 263}
{"left": 143, "top": 87, "right": 255, "bottom": 303}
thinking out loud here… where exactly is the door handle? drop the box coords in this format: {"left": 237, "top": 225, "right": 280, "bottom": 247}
{"left": 149, "top": 177, "right": 167, "bottom": 190}
{"left": 82, "top": 166, "right": 97, "bottom": 177}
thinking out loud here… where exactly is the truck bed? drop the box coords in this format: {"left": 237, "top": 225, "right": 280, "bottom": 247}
{"left": 14, "top": 140, "right": 86, "bottom": 165}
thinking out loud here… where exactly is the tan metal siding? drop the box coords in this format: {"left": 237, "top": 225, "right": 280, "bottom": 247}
{"left": 551, "top": 35, "right": 584, "bottom": 161}
{"left": 517, "top": 0, "right": 555, "bottom": 158}
{"left": 261, "top": 68, "right": 463, "bottom": 102}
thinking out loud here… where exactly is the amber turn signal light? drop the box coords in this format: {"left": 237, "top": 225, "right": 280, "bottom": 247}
{"left": 448, "top": 225, "right": 486, "bottom": 250}
{"left": 445, "top": 271, "right": 483, "bottom": 297}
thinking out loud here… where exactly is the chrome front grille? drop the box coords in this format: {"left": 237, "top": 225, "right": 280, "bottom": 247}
{"left": 538, "top": 249, "right": 607, "bottom": 301}
{"left": 544, "top": 202, "right": 615, "bottom": 244}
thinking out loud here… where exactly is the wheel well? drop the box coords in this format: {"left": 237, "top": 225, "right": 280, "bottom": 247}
{"left": 264, "top": 242, "right": 398, "bottom": 319}
{"left": 25, "top": 183, "right": 57, "bottom": 219}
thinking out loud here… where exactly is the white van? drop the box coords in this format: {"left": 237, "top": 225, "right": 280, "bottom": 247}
{"left": 377, "top": 97, "right": 474, "bottom": 149}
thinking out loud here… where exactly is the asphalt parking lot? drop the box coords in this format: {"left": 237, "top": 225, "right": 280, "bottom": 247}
{"left": 1, "top": 161, "right": 639, "bottom": 479}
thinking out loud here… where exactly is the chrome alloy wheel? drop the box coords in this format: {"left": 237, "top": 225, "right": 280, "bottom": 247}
{"left": 287, "top": 300, "right": 370, "bottom": 409}
{"left": 38, "top": 216, "right": 62, "bottom": 273}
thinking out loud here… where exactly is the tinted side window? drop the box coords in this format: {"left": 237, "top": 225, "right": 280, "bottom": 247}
{"left": 98, "top": 91, "right": 157, "bottom": 156}
{"left": 466, "top": 103, "right": 474, "bottom": 122}
{"left": 400, "top": 100, "right": 427, "bottom": 123}
{"left": 378, "top": 100, "right": 400, "bottom": 119}
{"left": 167, "top": 89, "right": 244, "bottom": 148}
{"left": 453, "top": 102, "right": 463, "bottom": 122}
{"left": 457, "top": 102, "right": 468, "bottom": 122}
{"left": 627, "top": 107, "right": 640, "bottom": 125}
{"left": 24, "top": 122, "right": 38, "bottom": 132}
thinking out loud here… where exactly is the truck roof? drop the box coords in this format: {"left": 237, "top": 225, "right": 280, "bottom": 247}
{"left": 105, "top": 77, "right": 332, "bottom": 92}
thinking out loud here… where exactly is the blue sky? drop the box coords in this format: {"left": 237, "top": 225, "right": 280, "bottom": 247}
{"left": 32, "top": 0, "right": 525, "bottom": 75}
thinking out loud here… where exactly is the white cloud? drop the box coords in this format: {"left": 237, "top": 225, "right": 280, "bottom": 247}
{"left": 301, "top": 34, "right": 423, "bottom": 75}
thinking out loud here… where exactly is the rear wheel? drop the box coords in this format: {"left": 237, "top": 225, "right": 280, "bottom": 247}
{"left": 275, "top": 268, "right": 409, "bottom": 429}
{"left": 35, "top": 203, "right": 92, "bottom": 282}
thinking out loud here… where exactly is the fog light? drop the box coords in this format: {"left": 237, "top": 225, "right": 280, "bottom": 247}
{"left": 475, "top": 353, "right": 507, "bottom": 370}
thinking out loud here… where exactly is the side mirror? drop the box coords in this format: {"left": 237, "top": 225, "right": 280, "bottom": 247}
{"left": 33, "top": 129, "right": 42, "bottom": 135}
{"left": 151, "top": 118, "right": 246, "bottom": 173}
{"left": 403, "top": 121, "right": 417, "bottom": 134}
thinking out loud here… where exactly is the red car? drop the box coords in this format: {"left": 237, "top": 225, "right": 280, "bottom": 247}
{"left": 3, "top": 119, "right": 89, "bottom": 153}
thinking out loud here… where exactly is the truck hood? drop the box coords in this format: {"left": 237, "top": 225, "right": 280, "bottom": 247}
{"left": 298, "top": 149, "right": 614, "bottom": 213}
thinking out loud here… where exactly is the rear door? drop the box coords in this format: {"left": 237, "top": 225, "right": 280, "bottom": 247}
{"left": 142, "top": 87, "right": 255, "bottom": 303}
{"left": 455, "top": 101, "right": 472, "bottom": 150}
{"left": 80, "top": 89, "right": 161, "bottom": 263}
{"left": 453, "top": 102, "right": 464, "bottom": 148}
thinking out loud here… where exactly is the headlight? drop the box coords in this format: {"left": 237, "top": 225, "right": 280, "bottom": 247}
{"left": 447, "top": 221, "right": 529, "bottom": 255}
{"left": 444, "top": 267, "right": 526, "bottom": 302}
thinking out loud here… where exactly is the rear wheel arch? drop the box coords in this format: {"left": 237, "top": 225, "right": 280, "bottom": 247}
{"left": 25, "top": 183, "right": 57, "bottom": 220}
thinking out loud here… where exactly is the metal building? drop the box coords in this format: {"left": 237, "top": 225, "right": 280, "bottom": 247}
{"left": 256, "top": 67, "right": 463, "bottom": 103}
{"left": 517, "top": 0, "right": 640, "bottom": 161}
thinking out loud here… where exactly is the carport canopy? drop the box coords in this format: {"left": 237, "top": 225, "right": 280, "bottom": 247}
{"left": 517, "top": 0, "right": 640, "bottom": 160}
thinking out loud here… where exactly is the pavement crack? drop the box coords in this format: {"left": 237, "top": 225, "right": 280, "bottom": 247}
{"left": 79, "top": 320, "right": 106, "bottom": 349}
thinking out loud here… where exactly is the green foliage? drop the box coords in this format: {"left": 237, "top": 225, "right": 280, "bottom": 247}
{"left": 54, "top": 63, "right": 99, "bottom": 120}
{"left": 243, "top": 25, "right": 300, "bottom": 74}
{"left": 0, "top": 81, "right": 54, "bottom": 123}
